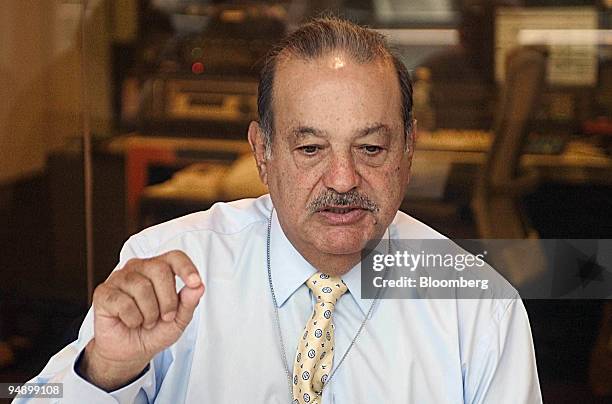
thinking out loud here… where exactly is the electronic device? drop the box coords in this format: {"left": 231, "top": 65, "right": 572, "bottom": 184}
{"left": 131, "top": 3, "right": 286, "bottom": 138}
{"left": 495, "top": 7, "right": 599, "bottom": 86}
{"left": 138, "top": 75, "right": 258, "bottom": 138}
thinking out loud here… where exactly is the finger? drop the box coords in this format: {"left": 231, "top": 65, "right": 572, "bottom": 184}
{"left": 158, "top": 250, "right": 201, "bottom": 288}
{"left": 138, "top": 260, "right": 178, "bottom": 322}
{"left": 174, "top": 284, "right": 205, "bottom": 332}
{"left": 95, "top": 286, "right": 144, "bottom": 329}
{"left": 114, "top": 271, "right": 160, "bottom": 330}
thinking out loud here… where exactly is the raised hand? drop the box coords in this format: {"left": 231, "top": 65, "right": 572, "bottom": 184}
{"left": 79, "top": 250, "right": 205, "bottom": 390}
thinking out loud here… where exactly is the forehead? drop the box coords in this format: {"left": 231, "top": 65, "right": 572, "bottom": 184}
{"left": 271, "top": 53, "right": 403, "bottom": 135}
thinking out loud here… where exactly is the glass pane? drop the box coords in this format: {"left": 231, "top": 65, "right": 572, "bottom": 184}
{"left": 2, "top": 1, "right": 611, "bottom": 401}
{"left": 1, "top": 0, "right": 88, "bottom": 379}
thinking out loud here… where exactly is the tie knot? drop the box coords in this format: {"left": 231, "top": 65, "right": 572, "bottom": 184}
{"left": 306, "top": 272, "right": 348, "bottom": 304}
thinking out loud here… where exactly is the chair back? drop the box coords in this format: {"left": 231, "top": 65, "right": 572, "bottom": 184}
{"left": 473, "top": 46, "right": 548, "bottom": 238}
{"left": 488, "top": 46, "right": 547, "bottom": 188}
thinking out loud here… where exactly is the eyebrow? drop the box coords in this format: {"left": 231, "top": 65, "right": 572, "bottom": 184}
{"left": 291, "top": 126, "right": 326, "bottom": 139}
{"left": 358, "top": 123, "right": 391, "bottom": 137}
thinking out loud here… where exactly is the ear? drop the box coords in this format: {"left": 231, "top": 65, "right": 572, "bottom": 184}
{"left": 248, "top": 121, "right": 269, "bottom": 185}
{"left": 405, "top": 119, "right": 417, "bottom": 161}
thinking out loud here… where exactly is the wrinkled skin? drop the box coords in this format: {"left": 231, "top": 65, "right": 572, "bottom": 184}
{"left": 249, "top": 53, "right": 415, "bottom": 275}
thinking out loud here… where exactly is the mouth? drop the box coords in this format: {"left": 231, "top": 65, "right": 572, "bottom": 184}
{"left": 316, "top": 206, "right": 369, "bottom": 225}
{"left": 322, "top": 206, "right": 360, "bottom": 214}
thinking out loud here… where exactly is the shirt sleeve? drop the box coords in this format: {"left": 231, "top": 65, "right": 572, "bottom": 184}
{"left": 11, "top": 310, "right": 156, "bottom": 404}
{"left": 12, "top": 238, "right": 163, "bottom": 404}
{"left": 464, "top": 297, "right": 543, "bottom": 404}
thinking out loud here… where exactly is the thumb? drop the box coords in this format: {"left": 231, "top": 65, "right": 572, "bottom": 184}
{"left": 174, "top": 284, "right": 205, "bottom": 332}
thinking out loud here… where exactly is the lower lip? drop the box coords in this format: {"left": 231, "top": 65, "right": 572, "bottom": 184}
{"left": 317, "top": 208, "right": 367, "bottom": 225}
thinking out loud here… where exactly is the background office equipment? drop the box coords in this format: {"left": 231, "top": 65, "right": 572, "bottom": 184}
{"left": 123, "top": 2, "right": 287, "bottom": 137}
{"left": 495, "top": 7, "right": 599, "bottom": 86}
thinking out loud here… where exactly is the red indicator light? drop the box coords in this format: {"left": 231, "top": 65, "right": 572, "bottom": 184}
{"left": 191, "top": 62, "right": 204, "bottom": 74}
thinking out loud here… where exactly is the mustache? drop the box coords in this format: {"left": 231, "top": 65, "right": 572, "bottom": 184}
{"left": 307, "top": 189, "right": 379, "bottom": 213}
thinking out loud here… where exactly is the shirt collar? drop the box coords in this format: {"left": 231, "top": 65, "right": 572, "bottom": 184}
{"left": 269, "top": 208, "right": 390, "bottom": 317}
{"left": 269, "top": 209, "right": 316, "bottom": 307}
{"left": 340, "top": 261, "right": 373, "bottom": 316}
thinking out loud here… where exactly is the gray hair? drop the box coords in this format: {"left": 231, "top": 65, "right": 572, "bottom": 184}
{"left": 257, "top": 17, "right": 414, "bottom": 158}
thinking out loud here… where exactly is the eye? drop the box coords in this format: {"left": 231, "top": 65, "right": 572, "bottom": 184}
{"left": 298, "top": 145, "right": 320, "bottom": 156}
{"left": 360, "top": 145, "right": 383, "bottom": 155}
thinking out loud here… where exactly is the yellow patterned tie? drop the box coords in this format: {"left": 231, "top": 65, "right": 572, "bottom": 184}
{"left": 292, "top": 272, "right": 348, "bottom": 404}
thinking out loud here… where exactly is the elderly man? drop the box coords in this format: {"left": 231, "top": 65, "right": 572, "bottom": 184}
{"left": 20, "top": 18, "right": 541, "bottom": 403}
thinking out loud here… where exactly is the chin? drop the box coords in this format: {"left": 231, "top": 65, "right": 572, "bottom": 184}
{"left": 311, "top": 226, "right": 371, "bottom": 255}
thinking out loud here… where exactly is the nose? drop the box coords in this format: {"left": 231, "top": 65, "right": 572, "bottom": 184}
{"left": 322, "top": 151, "right": 361, "bottom": 193}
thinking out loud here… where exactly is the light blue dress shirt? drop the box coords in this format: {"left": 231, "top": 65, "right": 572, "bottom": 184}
{"left": 16, "top": 195, "right": 541, "bottom": 403}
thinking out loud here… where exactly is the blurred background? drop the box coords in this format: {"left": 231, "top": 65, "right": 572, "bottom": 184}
{"left": 1, "top": 0, "right": 611, "bottom": 402}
